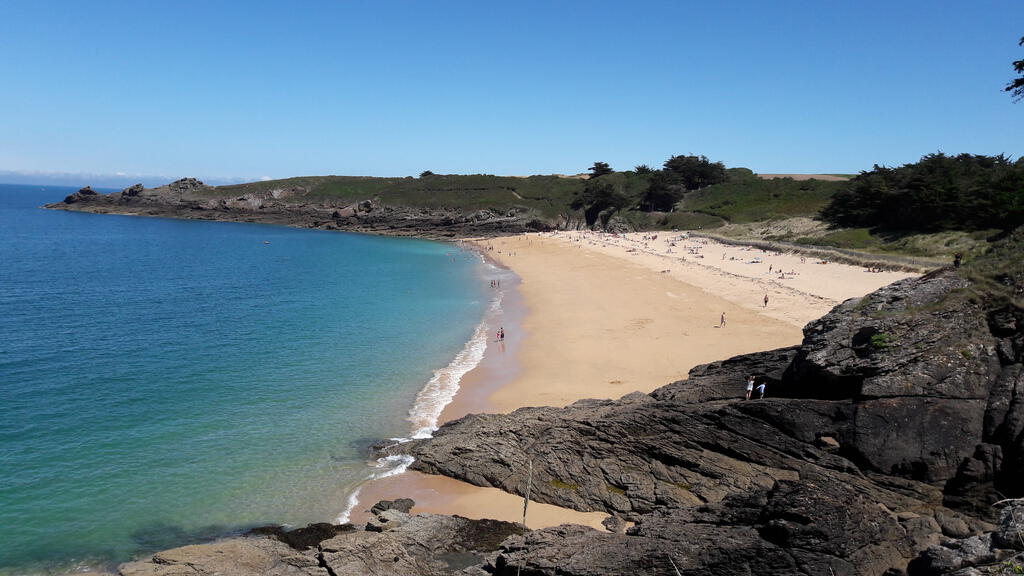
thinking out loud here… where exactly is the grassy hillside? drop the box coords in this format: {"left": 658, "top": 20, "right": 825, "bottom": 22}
{"left": 212, "top": 174, "right": 585, "bottom": 218}
{"left": 199, "top": 165, "right": 1005, "bottom": 261}
{"left": 207, "top": 169, "right": 846, "bottom": 227}
{"left": 675, "top": 169, "right": 846, "bottom": 225}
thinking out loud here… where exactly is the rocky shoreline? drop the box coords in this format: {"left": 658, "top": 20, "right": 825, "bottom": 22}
{"left": 45, "top": 180, "right": 554, "bottom": 239}
{"left": 110, "top": 227, "right": 1024, "bottom": 575}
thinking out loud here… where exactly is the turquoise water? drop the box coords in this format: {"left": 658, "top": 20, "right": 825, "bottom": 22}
{"left": 0, "top": 184, "right": 492, "bottom": 573}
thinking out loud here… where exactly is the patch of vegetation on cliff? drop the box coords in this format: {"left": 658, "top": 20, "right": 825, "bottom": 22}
{"left": 957, "top": 226, "right": 1024, "bottom": 309}
{"left": 549, "top": 479, "right": 580, "bottom": 491}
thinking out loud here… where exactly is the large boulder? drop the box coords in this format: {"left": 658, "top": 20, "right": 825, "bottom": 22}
{"left": 121, "top": 183, "right": 145, "bottom": 197}
{"left": 63, "top": 186, "right": 99, "bottom": 204}
{"left": 167, "top": 178, "right": 206, "bottom": 192}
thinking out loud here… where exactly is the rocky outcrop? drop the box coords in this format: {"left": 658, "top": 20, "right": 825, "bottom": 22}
{"left": 378, "top": 262, "right": 1023, "bottom": 575}
{"left": 493, "top": 480, "right": 917, "bottom": 576}
{"left": 62, "top": 185, "right": 99, "bottom": 204}
{"left": 122, "top": 183, "right": 144, "bottom": 197}
{"left": 118, "top": 500, "right": 526, "bottom": 576}
{"left": 907, "top": 501, "right": 1024, "bottom": 575}
{"left": 45, "top": 180, "right": 554, "bottom": 238}
{"left": 167, "top": 177, "right": 207, "bottom": 192}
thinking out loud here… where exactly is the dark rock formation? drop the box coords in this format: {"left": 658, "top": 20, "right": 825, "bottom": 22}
{"left": 167, "top": 177, "right": 207, "bottom": 192}
{"left": 121, "top": 183, "right": 145, "bottom": 197}
{"left": 247, "top": 522, "right": 356, "bottom": 550}
{"left": 369, "top": 498, "right": 415, "bottom": 515}
{"left": 493, "top": 480, "right": 914, "bottom": 576}
{"left": 378, "top": 263, "right": 1023, "bottom": 575}
{"left": 63, "top": 185, "right": 98, "bottom": 204}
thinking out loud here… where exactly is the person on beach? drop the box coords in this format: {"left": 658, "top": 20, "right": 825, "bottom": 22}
{"left": 755, "top": 381, "right": 766, "bottom": 399}
{"left": 719, "top": 312, "right": 726, "bottom": 328}
{"left": 763, "top": 293, "right": 769, "bottom": 307}
{"left": 745, "top": 376, "right": 755, "bottom": 400}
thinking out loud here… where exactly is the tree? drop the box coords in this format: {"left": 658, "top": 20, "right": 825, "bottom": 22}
{"left": 634, "top": 164, "right": 653, "bottom": 174}
{"left": 662, "top": 155, "right": 727, "bottom": 190}
{"left": 820, "top": 152, "right": 1024, "bottom": 232}
{"left": 572, "top": 174, "right": 634, "bottom": 226}
{"left": 1006, "top": 36, "right": 1024, "bottom": 102}
{"left": 419, "top": 170, "right": 435, "bottom": 178}
{"left": 588, "top": 161, "right": 613, "bottom": 179}
{"left": 640, "top": 171, "right": 686, "bottom": 212}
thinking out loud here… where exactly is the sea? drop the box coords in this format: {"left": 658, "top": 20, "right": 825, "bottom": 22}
{"left": 0, "top": 184, "right": 508, "bottom": 574}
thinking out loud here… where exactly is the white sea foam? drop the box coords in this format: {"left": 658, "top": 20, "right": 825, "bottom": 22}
{"left": 335, "top": 487, "right": 362, "bottom": 524}
{"left": 337, "top": 250, "right": 513, "bottom": 524}
{"left": 336, "top": 454, "right": 416, "bottom": 523}
{"left": 405, "top": 273, "right": 504, "bottom": 439}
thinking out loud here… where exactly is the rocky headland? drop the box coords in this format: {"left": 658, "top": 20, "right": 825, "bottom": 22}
{"left": 46, "top": 179, "right": 554, "bottom": 239}
{"left": 114, "top": 229, "right": 1024, "bottom": 575}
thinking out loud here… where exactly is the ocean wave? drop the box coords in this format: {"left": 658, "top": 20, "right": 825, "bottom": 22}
{"left": 405, "top": 276, "right": 503, "bottom": 440}
{"left": 335, "top": 454, "right": 416, "bottom": 523}
{"left": 339, "top": 250, "right": 511, "bottom": 524}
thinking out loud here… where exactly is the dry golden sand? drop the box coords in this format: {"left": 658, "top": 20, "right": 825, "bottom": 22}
{"left": 349, "top": 232, "right": 917, "bottom": 529}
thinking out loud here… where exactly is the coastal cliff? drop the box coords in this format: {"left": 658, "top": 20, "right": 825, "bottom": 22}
{"left": 45, "top": 179, "right": 556, "bottom": 238}
{"left": 117, "top": 229, "right": 1023, "bottom": 575}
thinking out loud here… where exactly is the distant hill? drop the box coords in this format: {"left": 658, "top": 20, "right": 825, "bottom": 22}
{"left": 47, "top": 153, "right": 1017, "bottom": 260}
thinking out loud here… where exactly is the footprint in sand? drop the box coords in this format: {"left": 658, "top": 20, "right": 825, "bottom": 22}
{"left": 628, "top": 318, "right": 654, "bottom": 330}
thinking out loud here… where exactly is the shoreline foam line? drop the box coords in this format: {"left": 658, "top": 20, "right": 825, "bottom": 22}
{"left": 406, "top": 292, "right": 499, "bottom": 439}
{"left": 336, "top": 247, "right": 512, "bottom": 523}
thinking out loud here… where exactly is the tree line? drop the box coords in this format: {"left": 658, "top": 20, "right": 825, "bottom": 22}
{"left": 572, "top": 155, "right": 727, "bottom": 226}
{"left": 820, "top": 153, "right": 1024, "bottom": 232}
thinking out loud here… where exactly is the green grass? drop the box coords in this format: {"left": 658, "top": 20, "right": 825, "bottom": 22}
{"left": 678, "top": 177, "right": 845, "bottom": 224}
{"left": 605, "top": 484, "right": 627, "bottom": 495}
{"left": 955, "top": 226, "right": 1024, "bottom": 309}
{"left": 870, "top": 333, "right": 890, "bottom": 349}
{"left": 209, "top": 174, "right": 586, "bottom": 219}
{"left": 793, "top": 228, "right": 999, "bottom": 260}
{"left": 795, "top": 228, "right": 881, "bottom": 250}
{"left": 658, "top": 211, "right": 725, "bottom": 230}
{"left": 205, "top": 171, "right": 845, "bottom": 229}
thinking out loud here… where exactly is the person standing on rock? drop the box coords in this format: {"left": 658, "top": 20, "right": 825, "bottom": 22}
{"left": 745, "top": 376, "right": 755, "bottom": 400}
{"left": 755, "top": 381, "right": 766, "bottom": 399}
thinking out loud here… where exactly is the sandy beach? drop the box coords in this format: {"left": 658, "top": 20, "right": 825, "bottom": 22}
{"left": 350, "top": 231, "right": 917, "bottom": 528}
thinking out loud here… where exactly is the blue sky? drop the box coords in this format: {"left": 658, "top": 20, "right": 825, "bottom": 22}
{"left": 0, "top": 1, "right": 1021, "bottom": 185}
